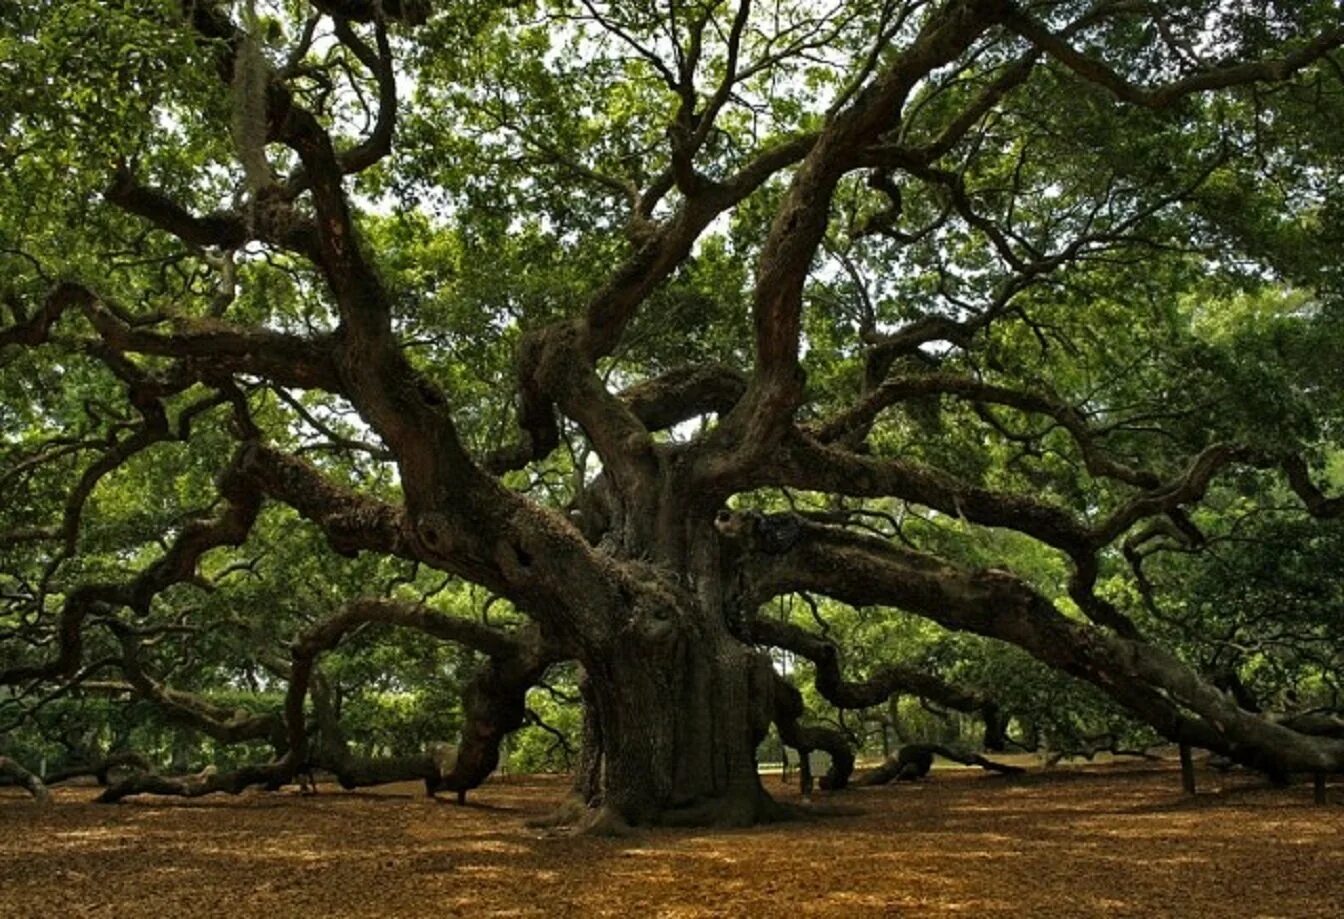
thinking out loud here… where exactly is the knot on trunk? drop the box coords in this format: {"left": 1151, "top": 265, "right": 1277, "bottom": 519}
{"left": 415, "top": 511, "right": 453, "bottom": 556}
{"left": 714, "top": 510, "right": 804, "bottom": 555}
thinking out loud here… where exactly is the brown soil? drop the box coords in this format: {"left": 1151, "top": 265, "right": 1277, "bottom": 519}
{"left": 1, "top": 761, "right": 1340, "bottom": 917}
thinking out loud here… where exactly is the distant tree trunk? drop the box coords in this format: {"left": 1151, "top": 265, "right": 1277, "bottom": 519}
{"left": 982, "top": 704, "right": 1008, "bottom": 753}
{"left": 798, "top": 750, "right": 814, "bottom": 798}
{"left": 1179, "top": 743, "right": 1196, "bottom": 795}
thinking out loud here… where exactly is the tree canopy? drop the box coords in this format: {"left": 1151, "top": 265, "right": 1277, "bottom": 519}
{"left": 2, "top": 0, "right": 1343, "bottom": 828}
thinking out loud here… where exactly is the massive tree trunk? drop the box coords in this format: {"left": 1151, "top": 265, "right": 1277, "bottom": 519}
{"left": 552, "top": 494, "right": 785, "bottom": 829}
{"left": 577, "top": 621, "right": 777, "bottom": 828}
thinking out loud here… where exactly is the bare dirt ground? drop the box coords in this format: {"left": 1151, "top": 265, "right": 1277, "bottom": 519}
{"left": 1, "top": 760, "right": 1340, "bottom": 918}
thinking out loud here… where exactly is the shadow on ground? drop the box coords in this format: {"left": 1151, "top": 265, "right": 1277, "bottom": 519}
{"left": 1, "top": 761, "right": 1340, "bottom": 917}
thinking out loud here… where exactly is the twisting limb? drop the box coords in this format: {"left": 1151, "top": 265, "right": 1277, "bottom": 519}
{"left": 856, "top": 743, "right": 1023, "bottom": 786}
{"left": 1281, "top": 456, "right": 1344, "bottom": 519}
{"left": 97, "top": 763, "right": 292, "bottom": 803}
{"left": 497, "top": 132, "right": 818, "bottom": 479}
{"left": 769, "top": 671, "right": 856, "bottom": 791}
{"left": 95, "top": 598, "right": 560, "bottom": 803}
{"left": 111, "top": 623, "right": 286, "bottom": 747}
{"left": 293, "top": 602, "right": 555, "bottom": 799}
{"left": 715, "top": 1, "right": 1007, "bottom": 472}
{"left": 751, "top": 617, "right": 1005, "bottom": 748}
{"left": 0, "top": 444, "right": 264, "bottom": 686}
{"left": 0, "top": 757, "right": 51, "bottom": 803}
{"left": 747, "top": 516, "right": 1344, "bottom": 777}
{"left": 0, "top": 280, "right": 342, "bottom": 392}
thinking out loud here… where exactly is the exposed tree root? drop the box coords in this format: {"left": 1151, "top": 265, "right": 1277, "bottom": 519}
{"left": 525, "top": 794, "right": 589, "bottom": 830}
{"left": 775, "top": 797, "right": 866, "bottom": 820}
{"left": 526, "top": 798, "right": 637, "bottom": 836}
{"left": 574, "top": 805, "right": 637, "bottom": 837}
{"left": 526, "top": 786, "right": 843, "bottom": 833}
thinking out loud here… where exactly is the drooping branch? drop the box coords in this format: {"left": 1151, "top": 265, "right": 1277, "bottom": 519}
{"left": 113, "top": 624, "right": 285, "bottom": 747}
{"left": 769, "top": 430, "right": 1094, "bottom": 555}
{"left": 855, "top": 743, "right": 1023, "bottom": 786}
{"left": 750, "top": 517, "right": 1344, "bottom": 775}
{"left": 0, "top": 757, "right": 51, "bottom": 803}
{"left": 97, "top": 763, "right": 292, "bottom": 802}
{"left": 286, "top": 599, "right": 558, "bottom": 799}
{"left": 1281, "top": 455, "right": 1344, "bottom": 519}
{"left": 103, "top": 168, "right": 248, "bottom": 250}
{"left": 769, "top": 671, "right": 855, "bottom": 791}
{"left": 751, "top": 617, "right": 1004, "bottom": 747}
{"left": 0, "top": 446, "right": 263, "bottom": 685}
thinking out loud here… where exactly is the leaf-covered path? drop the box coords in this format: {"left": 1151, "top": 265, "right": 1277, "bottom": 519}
{"left": 1, "top": 763, "right": 1340, "bottom": 917}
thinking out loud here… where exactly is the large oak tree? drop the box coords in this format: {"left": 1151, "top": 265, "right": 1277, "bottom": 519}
{"left": 2, "top": 0, "right": 1344, "bottom": 828}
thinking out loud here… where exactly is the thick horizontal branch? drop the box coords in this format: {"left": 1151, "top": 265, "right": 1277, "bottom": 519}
{"left": 104, "top": 169, "right": 247, "bottom": 249}
{"left": 769, "top": 430, "right": 1094, "bottom": 554}
{"left": 2, "top": 281, "right": 343, "bottom": 393}
{"left": 235, "top": 443, "right": 413, "bottom": 560}
{"left": 619, "top": 363, "right": 748, "bottom": 432}
{"left": 292, "top": 598, "right": 528, "bottom": 661}
{"left": 750, "top": 519, "right": 1344, "bottom": 775}
{"left": 98, "top": 763, "right": 290, "bottom": 803}
{"left": 810, "top": 372, "right": 1160, "bottom": 489}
